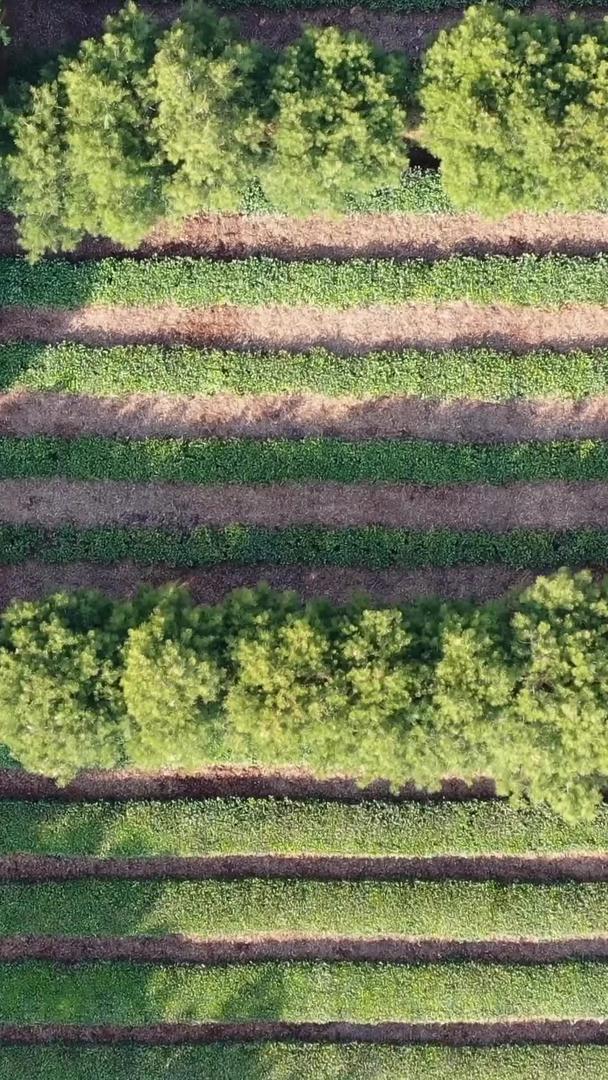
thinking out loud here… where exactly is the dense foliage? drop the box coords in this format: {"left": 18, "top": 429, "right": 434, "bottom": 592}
{"left": 422, "top": 6, "right": 608, "bottom": 214}
{"left": 6, "top": 3, "right": 411, "bottom": 257}
{"left": 2, "top": 570, "right": 608, "bottom": 819}
{"left": 4, "top": 1047, "right": 608, "bottom": 1080}
{"left": 4, "top": 434, "right": 608, "bottom": 485}
{"left": 2, "top": 342, "right": 608, "bottom": 400}
{"left": 3, "top": 253, "right": 608, "bottom": 309}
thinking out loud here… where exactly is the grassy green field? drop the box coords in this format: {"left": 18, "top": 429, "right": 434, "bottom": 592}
{"left": 3, "top": 798, "right": 608, "bottom": 857}
{"left": 3, "top": 255, "right": 608, "bottom": 309}
{"left": 4, "top": 436, "right": 608, "bottom": 485}
{"left": 2, "top": 878, "right": 607, "bottom": 939}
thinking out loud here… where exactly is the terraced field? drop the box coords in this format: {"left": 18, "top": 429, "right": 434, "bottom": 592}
{"left": 3, "top": 778, "right": 608, "bottom": 1077}
{"left": 2, "top": 221, "right": 608, "bottom": 605}
{"left": 5, "top": 2, "right": 608, "bottom": 1075}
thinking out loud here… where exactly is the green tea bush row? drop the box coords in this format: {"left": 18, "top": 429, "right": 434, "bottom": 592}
{"left": 4, "top": 343, "right": 608, "bottom": 400}
{"left": 1, "top": 522, "right": 608, "bottom": 571}
{"left": 4, "top": 959, "right": 608, "bottom": 1023}
{"left": 4, "top": 1046, "right": 608, "bottom": 1080}
{"left": 6, "top": 797, "right": 608, "bottom": 858}
{"left": 4, "top": 569, "right": 608, "bottom": 818}
{"left": 3, "top": 254, "right": 608, "bottom": 310}
{"left": 3, "top": 878, "right": 607, "bottom": 939}
{"left": 5, "top": 435, "right": 608, "bottom": 485}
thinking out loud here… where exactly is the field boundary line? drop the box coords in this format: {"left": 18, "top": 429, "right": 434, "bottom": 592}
{"left": 4, "top": 934, "right": 608, "bottom": 965}
{"left": 3, "top": 1018, "right": 608, "bottom": 1047}
{"left": 3, "top": 852, "right": 608, "bottom": 883}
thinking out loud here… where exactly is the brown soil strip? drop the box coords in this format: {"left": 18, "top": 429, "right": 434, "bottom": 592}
{"left": 5, "top": 303, "right": 608, "bottom": 353}
{"left": 3, "top": 934, "right": 608, "bottom": 966}
{"left": 6, "top": 210, "right": 608, "bottom": 262}
{"left": 7, "top": 0, "right": 608, "bottom": 64}
{"left": 3, "top": 1018, "right": 608, "bottom": 1047}
{"left": 2, "top": 852, "right": 608, "bottom": 884}
{"left": 0, "top": 561, "right": 542, "bottom": 611}
{"left": 0, "top": 763, "right": 497, "bottom": 804}
{"left": 3, "top": 477, "right": 608, "bottom": 531}
{"left": 6, "top": 391, "right": 608, "bottom": 444}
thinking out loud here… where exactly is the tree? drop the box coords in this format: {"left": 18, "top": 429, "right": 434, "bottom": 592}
{"left": 263, "top": 27, "right": 411, "bottom": 214}
{"left": 122, "top": 587, "right": 225, "bottom": 769}
{"left": 0, "top": 592, "right": 130, "bottom": 781}
{"left": 150, "top": 3, "right": 269, "bottom": 216}
{"left": 421, "top": 5, "right": 608, "bottom": 214}
{"left": 9, "top": 2, "right": 162, "bottom": 257}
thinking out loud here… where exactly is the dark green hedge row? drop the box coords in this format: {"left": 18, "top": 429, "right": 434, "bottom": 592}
{"left": 3, "top": 343, "right": 606, "bottom": 400}
{"left": 4, "top": 435, "right": 608, "bottom": 484}
{"left": 3, "top": 1047, "right": 608, "bottom": 1080}
{"left": 2, "top": 254, "right": 607, "bottom": 310}
{"left": 1, "top": 523, "right": 608, "bottom": 568}
{"left": 2, "top": 569, "right": 608, "bottom": 819}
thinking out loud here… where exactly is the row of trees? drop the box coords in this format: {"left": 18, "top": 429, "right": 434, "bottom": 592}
{"left": 2, "top": 3, "right": 606, "bottom": 253}
{"left": 1, "top": 568, "right": 607, "bottom": 822}
{"left": 4, "top": 2, "right": 411, "bottom": 257}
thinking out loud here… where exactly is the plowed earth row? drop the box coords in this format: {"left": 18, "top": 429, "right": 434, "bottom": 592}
{"left": 4, "top": 478, "right": 608, "bottom": 531}
{"left": 5, "top": 392, "right": 608, "bottom": 444}
{"left": 4, "top": 303, "right": 608, "bottom": 352}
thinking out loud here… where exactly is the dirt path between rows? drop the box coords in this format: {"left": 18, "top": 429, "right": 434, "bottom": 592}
{"left": 5, "top": 391, "right": 608, "bottom": 443}
{"left": 3, "top": 851, "right": 608, "bottom": 884}
{"left": 4, "top": 934, "right": 608, "bottom": 965}
{"left": 7, "top": 0, "right": 608, "bottom": 63}
{"left": 0, "top": 762, "right": 497, "bottom": 803}
{"left": 4, "top": 477, "right": 608, "bottom": 531}
{"left": 5, "top": 303, "right": 608, "bottom": 353}
{"left": 3, "top": 1018, "right": 608, "bottom": 1047}
{"left": 6, "top": 210, "right": 608, "bottom": 262}
{"left": 0, "top": 561, "right": 544, "bottom": 611}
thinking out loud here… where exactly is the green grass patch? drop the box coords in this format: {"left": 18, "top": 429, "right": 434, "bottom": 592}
{"left": 2, "top": 1046, "right": 608, "bottom": 1080}
{"left": 4, "top": 435, "right": 608, "bottom": 485}
{"left": 2, "top": 343, "right": 606, "bottom": 400}
{"left": 2, "top": 879, "right": 607, "bottom": 939}
{"left": 3, "top": 959, "right": 608, "bottom": 1023}
{"left": 4, "top": 798, "right": 608, "bottom": 857}
{"left": 1, "top": 523, "right": 608, "bottom": 569}
{"left": 2, "top": 255, "right": 608, "bottom": 310}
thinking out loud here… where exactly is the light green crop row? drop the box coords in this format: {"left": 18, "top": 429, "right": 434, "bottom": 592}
{"left": 1, "top": 524, "right": 608, "bottom": 569}
{"left": 5, "top": 435, "right": 608, "bottom": 485}
{"left": 4, "top": 959, "right": 608, "bottom": 1023}
{"left": 2, "top": 255, "right": 608, "bottom": 309}
{"left": 2, "top": 1046, "right": 608, "bottom": 1080}
{"left": 4, "top": 798, "right": 608, "bottom": 857}
{"left": 2, "top": 879, "right": 607, "bottom": 939}
{"left": 1, "top": 343, "right": 605, "bottom": 401}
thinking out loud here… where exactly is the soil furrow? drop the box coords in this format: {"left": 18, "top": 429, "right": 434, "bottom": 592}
{"left": 0, "top": 763, "right": 497, "bottom": 804}
{"left": 0, "top": 561, "right": 543, "bottom": 610}
{"left": 3, "top": 934, "right": 608, "bottom": 965}
{"left": 3, "top": 1018, "right": 608, "bottom": 1047}
{"left": 6, "top": 211, "right": 608, "bottom": 262}
{"left": 6, "top": 391, "right": 608, "bottom": 444}
{"left": 3, "top": 477, "right": 608, "bottom": 531}
{"left": 4, "top": 303, "right": 608, "bottom": 353}
{"left": 7, "top": 1, "right": 608, "bottom": 68}
{"left": 2, "top": 852, "right": 608, "bottom": 883}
